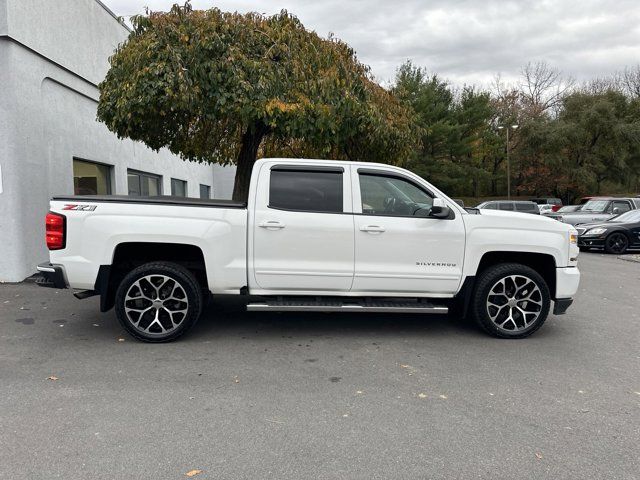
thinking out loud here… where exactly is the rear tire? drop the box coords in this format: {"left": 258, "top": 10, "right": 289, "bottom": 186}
{"left": 604, "top": 232, "right": 628, "bottom": 254}
{"left": 471, "top": 263, "right": 551, "bottom": 339}
{"left": 115, "top": 262, "right": 203, "bottom": 342}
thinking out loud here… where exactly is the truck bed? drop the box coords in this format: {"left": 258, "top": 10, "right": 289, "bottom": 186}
{"left": 52, "top": 195, "right": 246, "bottom": 209}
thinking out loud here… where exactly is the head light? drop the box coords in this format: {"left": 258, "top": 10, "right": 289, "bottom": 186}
{"left": 586, "top": 227, "right": 607, "bottom": 235}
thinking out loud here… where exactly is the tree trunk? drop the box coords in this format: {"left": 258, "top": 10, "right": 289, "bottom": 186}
{"left": 232, "top": 123, "right": 269, "bottom": 202}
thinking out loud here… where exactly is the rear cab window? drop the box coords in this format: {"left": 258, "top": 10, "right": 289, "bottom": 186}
{"left": 269, "top": 167, "right": 344, "bottom": 213}
{"left": 498, "top": 202, "right": 514, "bottom": 211}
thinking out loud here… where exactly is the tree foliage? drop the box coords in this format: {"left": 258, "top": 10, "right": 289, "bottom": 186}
{"left": 98, "top": 3, "right": 416, "bottom": 200}
{"left": 392, "top": 61, "right": 640, "bottom": 203}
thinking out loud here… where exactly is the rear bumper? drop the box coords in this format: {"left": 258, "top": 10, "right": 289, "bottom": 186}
{"left": 36, "top": 263, "right": 68, "bottom": 289}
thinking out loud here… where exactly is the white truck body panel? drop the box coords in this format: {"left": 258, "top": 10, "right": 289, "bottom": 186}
{"left": 50, "top": 202, "right": 247, "bottom": 293}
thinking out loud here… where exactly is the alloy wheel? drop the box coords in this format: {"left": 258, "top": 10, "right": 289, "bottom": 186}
{"left": 486, "top": 275, "right": 543, "bottom": 333}
{"left": 123, "top": 275, "right": 189, "bottom": 337}
{"left": 606, "top": 233, "right": 628, "bottom": 254}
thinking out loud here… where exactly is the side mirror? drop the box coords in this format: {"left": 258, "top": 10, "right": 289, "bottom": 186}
{"left": 429, "top": 198, "right": 450, "bottom": 219}
{"left": 612, "top": 208, "right": 621, "bottom": 215}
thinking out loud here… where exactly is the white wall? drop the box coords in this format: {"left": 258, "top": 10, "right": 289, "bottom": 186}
{"left": 0, "top": 0, "right": 235, "bottom": 281}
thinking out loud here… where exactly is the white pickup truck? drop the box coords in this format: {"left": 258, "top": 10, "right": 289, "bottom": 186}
{"left": 38, "top": 158, "right": 581, "bottom": 342}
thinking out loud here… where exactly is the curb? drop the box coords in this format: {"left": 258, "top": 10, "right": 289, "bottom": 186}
{"left": 617, "top": 254, "right": 640, "bottom": 264}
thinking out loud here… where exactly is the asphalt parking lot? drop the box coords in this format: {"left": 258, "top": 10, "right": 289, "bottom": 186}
{"left": 1, "top": 253, "right": 638, "bottom": 480}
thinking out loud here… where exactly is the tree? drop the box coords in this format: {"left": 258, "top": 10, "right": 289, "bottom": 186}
{"left": 97, "top": 3, "right": 415, "bottom": 201}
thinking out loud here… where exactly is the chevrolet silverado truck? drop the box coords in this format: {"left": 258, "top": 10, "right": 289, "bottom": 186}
{"left": 37, "top": 159, "right": 581, "bottom": 342}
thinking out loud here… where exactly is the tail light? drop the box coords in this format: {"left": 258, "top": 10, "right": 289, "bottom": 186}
{"left": 551, "top": 205, "right": 561, "bottom": 212}
{"left": 45, "top": 212, "right": 66, "bottom": 250}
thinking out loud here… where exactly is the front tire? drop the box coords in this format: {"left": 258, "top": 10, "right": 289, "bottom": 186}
{"left": 471, "top": 263, "right": 551, "bottom": 339}
{"left": 115, "top": 262, "right": 203, "bottom": 342}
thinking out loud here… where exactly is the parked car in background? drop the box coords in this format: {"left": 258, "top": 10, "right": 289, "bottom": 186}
{"left": 555, "top": 205, "right": 582, "bottom": 214}
{"left": 547, "top": 197, "right": 640, "bottom": 225}
{"left": 538, "top": 204, "right": 555, "bottom": 215}
{"left": 476, "top": 200, "right": 540, "bottom": 215}
{"left": 530, "top": 197, "right": 563, "bottom": 212}
{"left": 578, "top": 196, "right": 598, "bottom": 205}
{"left": 576, "top": 209, "right": 640, "bottom": 254}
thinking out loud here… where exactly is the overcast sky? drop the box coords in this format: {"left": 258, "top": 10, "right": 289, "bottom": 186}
{"left": 104, "top": 0, "right": 640, "bottom": 87}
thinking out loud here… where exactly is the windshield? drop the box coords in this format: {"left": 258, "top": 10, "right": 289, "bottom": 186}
{"left": 581, "top": 200, "right": 609, "bottom": 212}
{"left": 610, "top": 210, "right": 640, "bottom": 222}
{"left": 558, "top": 205, "right": 579, "bottom": 213}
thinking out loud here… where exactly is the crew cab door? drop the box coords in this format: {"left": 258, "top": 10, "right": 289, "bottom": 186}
{"left": 351, "top": 167, "right": 465, "bottom": 295}
{"left": 250, "top": 163, "right": 354, "bottom": 292}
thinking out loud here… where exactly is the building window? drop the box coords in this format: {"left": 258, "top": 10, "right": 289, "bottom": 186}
{"left": 128, "top": 169, "right": 161, "bottom": 196}
{"left": 73, "top": 159, "right": 112, "bottom": 195}
{"left": 269, "top": 168, "right": 343, "bottom": 213}
{"left": 199, "top": 184, "right": 211, "bottom": 199}
{"left": 171, "top": 178, "right": 187, "bottom": 197}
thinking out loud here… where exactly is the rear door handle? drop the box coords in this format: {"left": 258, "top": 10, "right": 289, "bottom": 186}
{"left": 259, "top": 220, "right": 286, "bottom": 229}
{"left": 360, "top": 225, "right": 385, "bottom": 233}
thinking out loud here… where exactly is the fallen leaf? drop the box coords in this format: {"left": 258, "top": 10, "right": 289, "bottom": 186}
{"left": 439, "top": 395, "right": 448, "bottom": 399}
{"left": 418, "top": 393, "right": 427, "bottom": 399}
{"left": 265, "top": 418, "right": 285, "bottom": 424}
{"left": 535, "top": 453, "right": 543, "bottom": 460}
{"left": 356, "top": 390, "right": 363, "bottom": 394}
{"left": 47, "top": 376, "right": 59, "bottom": 381}
{"left": 342, "top": 414, "right": 349, "bottom": 417}
{"left": 233, "top": 376, "right": 239, "bottom": 384}
{"left": 185, "top": 469, "right": 202, "bottom": 477}
{"left": 400, "top": 364, "right": 409, "bottom": 368}
{"left": 118, "top": 338, "right": 125, "bottom": 342}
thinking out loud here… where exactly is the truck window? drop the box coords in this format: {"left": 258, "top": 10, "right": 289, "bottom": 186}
{"left": 611, "top": 200, "right": 632, "bottom": 213}
{"left": 359, "top": 174, "right": 432, "bottom": 216}
{"left": 498, "top": 202, "right": 514, "bottom": 211}
{"left": 269, "top": 169, "right": 343, "bottom": 213}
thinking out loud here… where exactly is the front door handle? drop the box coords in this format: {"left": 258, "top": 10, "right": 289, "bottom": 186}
{"left": 360, "top": 225, "right": 385, "bottom": 233}
{"left": 259, "top": 220, "right": 286, "bottom": 230}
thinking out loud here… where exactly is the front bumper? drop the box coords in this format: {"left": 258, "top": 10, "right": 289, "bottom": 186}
{"left": 577, "top": 236, "right": 605, "bottom": 248}
{"left": 555, "top": 266, "right": 580, "bottom": 300}
{"left": 553, "top": 266, "right": 579, "bottom": 316}
{"left": 36, "top": 263, "right": 68, "bottom": 289}
{"left": 553, "top": 298, "right": 573, "bottom": 315}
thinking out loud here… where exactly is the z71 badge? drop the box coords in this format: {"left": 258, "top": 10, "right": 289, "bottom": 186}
{"left": 62, "top": 204, "right": 97, "bottom": 211}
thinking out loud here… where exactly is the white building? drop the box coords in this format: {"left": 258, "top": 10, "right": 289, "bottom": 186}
{"left": 0, "top": 0, "right": 236, "bottom": 282}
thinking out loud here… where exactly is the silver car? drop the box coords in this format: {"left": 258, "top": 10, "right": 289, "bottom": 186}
{"left": 548, "top": 198, "right": 640, "bottom": 225}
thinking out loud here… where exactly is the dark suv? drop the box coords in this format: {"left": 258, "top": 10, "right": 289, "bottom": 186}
{"left": 476, "top": 200, "right": 540, "bottom": 215}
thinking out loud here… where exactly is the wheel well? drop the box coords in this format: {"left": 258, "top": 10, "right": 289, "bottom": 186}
{"left": 97, "top": 242, "right": 208, "bottom": 312}
{"left": 476, "top": 251, "right": 557, "bottom": 299}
